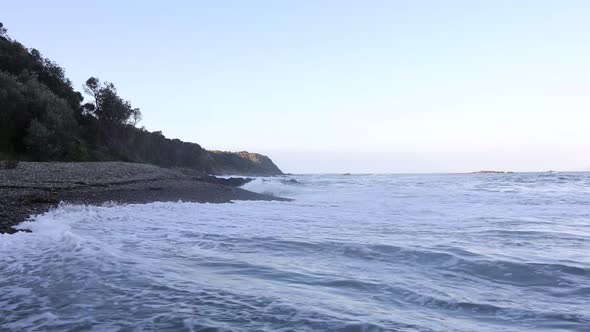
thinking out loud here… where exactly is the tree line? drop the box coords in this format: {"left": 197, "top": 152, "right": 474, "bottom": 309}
{"left": 0, "top": 22, "right": 214, "bottom": 172}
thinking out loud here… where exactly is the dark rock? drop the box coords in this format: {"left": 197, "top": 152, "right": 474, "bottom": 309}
{"left": 28, "top": 194, "right": 59, "bottom": 204}
{"left": 195, "top": 175, "right": 253, "bottom": 187}
{"left": 281, "top": 179, "right": 301, "bottom": 185}
{"left": 218, "top": 177, "right": 253, "bottom": 187}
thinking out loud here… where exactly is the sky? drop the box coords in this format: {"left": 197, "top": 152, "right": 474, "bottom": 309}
{"left": 3, "top": 1, "right": 590, "bottom": 173}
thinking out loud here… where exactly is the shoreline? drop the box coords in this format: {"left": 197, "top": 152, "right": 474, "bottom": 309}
{"left": 0, "top": 162, "right": 288, "bottom": 234}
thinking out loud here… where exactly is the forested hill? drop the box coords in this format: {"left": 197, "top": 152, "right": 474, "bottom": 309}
{"left": 0, "top": 22, "right": 283, "bottom": 176}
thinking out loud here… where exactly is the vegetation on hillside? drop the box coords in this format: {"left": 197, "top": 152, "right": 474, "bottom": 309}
{"left": 0, "top": 22, "right": 282, "bottom": 175}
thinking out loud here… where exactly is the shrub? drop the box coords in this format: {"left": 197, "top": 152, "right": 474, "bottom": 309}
{"left": 0, "top": 159, "right": 19, "bottom": 169}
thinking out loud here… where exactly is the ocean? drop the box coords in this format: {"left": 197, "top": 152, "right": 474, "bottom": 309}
{"left": 1, "top": 173, "right": 589, "bottom": 331}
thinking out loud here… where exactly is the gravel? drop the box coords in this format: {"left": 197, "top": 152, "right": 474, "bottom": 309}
{"left": 0, "top": 162, "right": 286, "bottom": 234}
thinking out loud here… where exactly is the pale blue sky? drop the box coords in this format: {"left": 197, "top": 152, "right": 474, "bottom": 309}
{"left": 3, "top": 1, "right": 590, "bottom": 173}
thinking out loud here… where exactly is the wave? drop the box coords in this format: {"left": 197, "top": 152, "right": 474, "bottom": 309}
{"left": 185, "top": 234, "right": 589, "bottom": 295}
{"left": 3, "top": 173, "right": 590, "bottom": 332}
{"left": 241, "top": 177, "right": 308, "bottom": 197}
{"left": 146, "top": 243, "right": 590, "bottom": 329}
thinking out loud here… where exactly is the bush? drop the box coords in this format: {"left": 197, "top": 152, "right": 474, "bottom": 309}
{"left": 0, "top": 159, "right": 19, "bottom": 169}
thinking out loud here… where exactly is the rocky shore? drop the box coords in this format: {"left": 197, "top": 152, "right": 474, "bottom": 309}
{"left": 0, "top": 162, "right": 287, "bottom": 234}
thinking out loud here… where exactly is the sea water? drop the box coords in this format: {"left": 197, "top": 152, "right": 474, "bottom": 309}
{"left": 1, "top": 173, "right": 589, "bottom": 331}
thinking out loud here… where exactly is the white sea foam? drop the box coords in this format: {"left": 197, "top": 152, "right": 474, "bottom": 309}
{"left": 240, "top": 178, "right": 310, "bottom": 197}
{"left": 1, "top": 173, "right": 590, "bottom": 331}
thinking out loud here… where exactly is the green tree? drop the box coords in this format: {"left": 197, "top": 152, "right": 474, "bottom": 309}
{"left": 84, "top": 77, "right": 141, "bottom": 126}
{"left": 0, "top": 22, "right": 7, "bottom": 37}
{"left": 0, "top": 71, "right": 83, "bottom": 160}
{"left": 22, "top": 75, "right": 81, "bottom": 159}
{"left": 0, "top": 71, "right": 28, "bottom": 156}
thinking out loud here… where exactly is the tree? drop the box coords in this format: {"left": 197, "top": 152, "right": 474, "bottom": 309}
{"left": 0, "top": 22, "right": 7, "bottom": 37}
{"left": 84, "top": 77, "right": 141, "bottom": 126}
{"left": 0, "top": 71, "right": 83, "bottom": 160}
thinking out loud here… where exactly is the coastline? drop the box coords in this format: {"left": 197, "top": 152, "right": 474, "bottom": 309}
{"left": 0, "top": 162, "right": 288, "bottom": 234}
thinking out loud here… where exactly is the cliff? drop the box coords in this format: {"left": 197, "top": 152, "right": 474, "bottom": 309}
{"left": 208, "top": 151, "right": 284, "bottom": 176}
